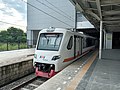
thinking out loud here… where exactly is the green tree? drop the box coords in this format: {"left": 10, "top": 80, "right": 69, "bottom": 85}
{"left": 0, "top": 27, "right": 27, "bottom": 43}
{"left": 7, "top": 27, "right": 25, "bottom": 42}
{"left": 21, "top": 34, "right": 27, "bottom": 42}
{"left": 0, "top": 30, "right": 8, "bottom": 42}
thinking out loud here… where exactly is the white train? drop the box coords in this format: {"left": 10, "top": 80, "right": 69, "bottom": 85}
{"left": 33, "top": 27, "right": 96, "bottom": 78}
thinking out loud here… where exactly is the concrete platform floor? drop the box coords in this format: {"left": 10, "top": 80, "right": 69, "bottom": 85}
{"left": 76, "top": 49, "right": 120, "bottom": 90}
{"left": 35, "top": 50, "right": 97, "bottom": 90}
{"left": 0, "top": 48, "right": 35, "bottom": 66}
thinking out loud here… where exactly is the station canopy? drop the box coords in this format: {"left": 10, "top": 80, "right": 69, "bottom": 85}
{"left": 70, "top": 0, "right": 120, "bottom": 32}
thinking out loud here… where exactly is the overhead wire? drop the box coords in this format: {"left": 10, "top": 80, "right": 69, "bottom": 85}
{"left": 22, "top": 0, "right": 73, "bottom": 27}
{"left": 0, "top": 21, "right": 26, "bottom": 27}
{"left": 36, "top": 0, "right": 74, "bottom": 22}
{"left": 45, "top": 0, "right": 74, "bottom": 21}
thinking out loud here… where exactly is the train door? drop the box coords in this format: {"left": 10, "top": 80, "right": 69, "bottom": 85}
{"left": 74, "top": 35, "right": 82, "bottom": 57}
{"left": 81, "top": 38, "right": 84, "bottom": 54}
{"left": 76, "top": 36, "right": 79, "bottom": 56}
{"left": 74, "top": 35, "right": 76, "bottom": 58}
{"left": 79, "top": 37, "right": 82, "bottom": 55}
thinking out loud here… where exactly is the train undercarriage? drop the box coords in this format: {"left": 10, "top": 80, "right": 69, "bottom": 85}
{"left": 35, "top": 62, "right": 56, "bottom": 78}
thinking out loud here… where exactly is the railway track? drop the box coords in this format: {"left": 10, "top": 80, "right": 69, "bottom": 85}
{"left": 0, "top": 73, "right": 48, "bottom": 90}
{"left": 11, "top": 76, "right": 48, "bottom": 90}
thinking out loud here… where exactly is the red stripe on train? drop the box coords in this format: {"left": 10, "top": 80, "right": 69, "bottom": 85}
{"left": 63, "top": 53, "right": 80, "bottom": 62}
{"left": 63, "top": 47, "right": 94, "bottom": 62}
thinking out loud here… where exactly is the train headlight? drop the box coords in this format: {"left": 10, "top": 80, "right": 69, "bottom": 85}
{"left": 52, "top": 55, "right": 61, "bottom": 61}
{"left": 34, "top": 54, "right": 37, "bottom": 59}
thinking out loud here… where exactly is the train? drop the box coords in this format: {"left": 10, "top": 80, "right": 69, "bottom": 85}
{"left": 33, "top": 27, "right": 96, "bottom": 78}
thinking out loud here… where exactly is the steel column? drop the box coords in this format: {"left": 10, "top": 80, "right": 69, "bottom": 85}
{"left": 99, "top": 21, "right": 103, "bottom": 59}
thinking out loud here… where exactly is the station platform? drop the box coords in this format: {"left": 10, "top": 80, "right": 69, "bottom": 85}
{"left": 35, "top": 49, "right": 120, "bottom": 90}
{"left": 74, "top": 49, "right": 120, "bottom": 90}
{"left": 0, "top": 48, "right": 35, "bottom": 66}
{"left": 0, "top": 48, "right": 35, "bottom": 86}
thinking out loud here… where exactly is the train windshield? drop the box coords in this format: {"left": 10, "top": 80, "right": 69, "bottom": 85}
{"left": 37, "top": 33, "right": 63, "bottom": 51}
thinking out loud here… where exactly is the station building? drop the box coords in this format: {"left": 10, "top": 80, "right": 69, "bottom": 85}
{"left": 27, "top": 0, "right": 94, "bottom": 47}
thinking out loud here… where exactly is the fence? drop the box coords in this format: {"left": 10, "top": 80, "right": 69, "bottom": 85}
{"left": 0, "top": 40, "right": 38, "bottom": 51}
{"left": 0, "top": 41, "right": 28, "bottom": 51}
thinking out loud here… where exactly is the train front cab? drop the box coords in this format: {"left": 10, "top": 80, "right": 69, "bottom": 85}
{"left": 34, "top": 29, "right": 65, "bottom": 78}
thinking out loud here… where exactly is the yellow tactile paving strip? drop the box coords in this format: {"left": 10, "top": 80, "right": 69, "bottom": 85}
{"left": 65, "top": 50, "right": 98, "bottom": 90}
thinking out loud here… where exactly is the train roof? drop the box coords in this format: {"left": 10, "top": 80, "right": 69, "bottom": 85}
{"left": 40, "top": 27, "right": 71, "bottom": 33}
{"left": 40, "top": 27, "right": 96, "bottom": 39}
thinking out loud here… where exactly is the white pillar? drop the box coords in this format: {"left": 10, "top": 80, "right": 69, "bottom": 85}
{"left": 74, "top": 10, "right": 77, "bottom": 32}
{"left": 103, "top": 30, "right": 106, "bottom": 49}
{"left": 99, "top": 21, "right": 103, "bottom": 59}
{"left": 27, "top": 30, "right": 33, "bottom": 48}
{"left": 31, "top": 30, "right": 33, "bottom": 46}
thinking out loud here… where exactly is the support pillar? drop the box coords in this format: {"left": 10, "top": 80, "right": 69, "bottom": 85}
{"left": 99, "top": 21, "right": 103, "bottom": 59}
{"left": 103, "top": 30, "right": 106, "bottom": 49}
{"left": 74, "top": 10, "right": 77, "bottom": 32}
{"left": 31, "top": 30, "right": 33, "bottom": 47}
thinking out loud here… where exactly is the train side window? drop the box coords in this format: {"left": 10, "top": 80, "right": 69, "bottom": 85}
{"left": 67, "top": 36, "right": 73, "bottom": 50}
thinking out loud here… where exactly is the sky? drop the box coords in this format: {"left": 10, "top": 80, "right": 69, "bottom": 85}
{"left": 0, "top": 0, "right": 27, "bottom": 32}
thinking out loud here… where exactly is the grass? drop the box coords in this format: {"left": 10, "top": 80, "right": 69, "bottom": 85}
{"left": 0, "top": 43, "right": 28, "bottom": 51}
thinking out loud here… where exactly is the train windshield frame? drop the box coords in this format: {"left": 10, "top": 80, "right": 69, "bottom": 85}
{"left": 37, "top": 33, "right": 63, "bottom": 51}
